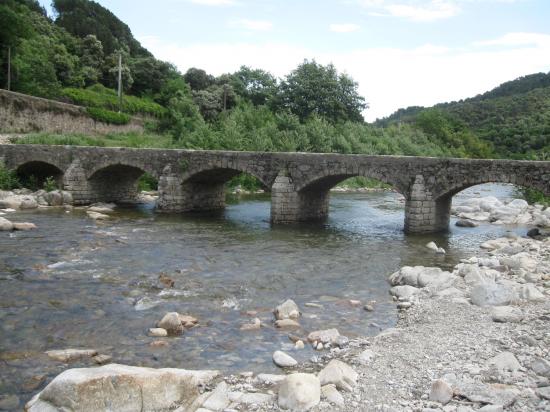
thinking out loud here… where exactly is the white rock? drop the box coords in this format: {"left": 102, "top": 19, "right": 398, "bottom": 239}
{"left": 238, "top": 392, "right": 274, "bottom": 405}
{"left": 490, "top": 306, "right": 522, "bottom": 323}
{"left": 517, "top": 284, "right": 545, "bottom": 301}
{"left": 45, "top": 349, "right": 98, "bottom": 362}
{"left": 357, "top": 349, "right": 374, "bottom": 365}
{"left": 307, "top": 329, "right": 341, "bottom": 345}
{"left": 148, "top": 328, "right": 168, "bottom": 337}
{"left": 278, "top": 373, "right": 320, "bottom": 411}
{"left": 202, "top": 381, "right": 230, "bottom": 411}
{"left": 318, "top": 359, "right": 358, "bottom": 392}
{"left": 0, "top": 217, "right": 14, "bottom": 231}
{"left": 255, "top": 374, "right": 286, "bottom": 385}
{"left": 275, "top": 318, "right": 300, "bottom": 328}
{"left": 26, "top": 364, "right": 219, "bottom": 412}
{"left": 87, "top": 211, "right": 110, "bottom": 220}
{"left": 429, "top": 379, "right": 453, "bottom": 404}
{"left": 470, "top": 283, "right": 516, "bottom": 307}
{"left": 531, "top": 358, "right": 550, "bottom": 378}
{"left": 274, "top": 299, "right": 300, "bottom": 320}
{"left": 157, "top": 312, "right": 184, "bottom": 335}
{"left": 390, "top": 285, "right": 421, "bottom": 300}
{"left": 489, "top": 352, "right": 521, "bottom": 372}
{"left": 240, "top": 318, "right": 261, "bottom": 331}
{"left": 12, "top": 221, "right": 37, "bottom": 230}
{"left": 321, "top": 384, "right": 345, "bottom": 406}
{"left": 273, "top": 350, "right": 298, "bottom": 368}
{"left": 426, "top": 241, "right": 439, "bottom": 252}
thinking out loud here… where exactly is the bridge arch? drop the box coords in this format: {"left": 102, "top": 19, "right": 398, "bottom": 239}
{"left": 16, "top": 160, "right": 64, "bottom": 190}
{"left": 87, "top": 163, "right": 157, "bottom": 204}
{"left": 175, "top": 166, "right": 270, "bottom": 212}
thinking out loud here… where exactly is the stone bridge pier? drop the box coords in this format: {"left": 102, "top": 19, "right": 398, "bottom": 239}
{"left": 0, "top": 145, "right": 548, "bottom": 234}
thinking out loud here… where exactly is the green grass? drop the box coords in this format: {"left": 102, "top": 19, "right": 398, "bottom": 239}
{"left": 15, "top": 132, "right": 175, "bottom": 148}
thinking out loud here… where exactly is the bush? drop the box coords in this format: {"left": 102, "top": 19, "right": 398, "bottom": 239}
{"left": 86, "top": 107, "right": 131, "bottom": 125}
{"left": 43, "top": 176, "right": 58, "bottom": 192}
{"left": 0, "top": 163, "right": 20, "bottom": 190}
{"left": 62, "top": 84, "right": 166, "bottom": 117}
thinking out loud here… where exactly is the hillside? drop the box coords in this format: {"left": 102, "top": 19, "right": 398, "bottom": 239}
{"left": 378, "top": 72, "right": 550, "bottom": 159}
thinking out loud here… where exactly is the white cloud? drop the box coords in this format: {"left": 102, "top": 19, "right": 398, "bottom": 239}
{"left": 230, "top": 19, "right": 273, "bottom": 31}
{"left": 140, "top": 32, "right": 550, "bottom": 121}
{"left": 329, "top": 23, "right": 361, "bottom": 33}
{"left": 187, "top": 0, "right": 236, "bottom": 6}
{"left": 474, "top": 32, "right": 550, "bottom": 48}
{"left": 358, "top": 0, "right": 460, "bottom": 21}
{"left": 358, "top": 0, "right": 523, "bottom": 22}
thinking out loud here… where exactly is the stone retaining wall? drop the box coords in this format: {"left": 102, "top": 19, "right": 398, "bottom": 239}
{"left": 0, "top": 89, "right": 144, "bottom": 134}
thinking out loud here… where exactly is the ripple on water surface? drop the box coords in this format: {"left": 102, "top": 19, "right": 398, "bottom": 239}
{"left": 0, "top": 184, "right": 529, "bottom": 403}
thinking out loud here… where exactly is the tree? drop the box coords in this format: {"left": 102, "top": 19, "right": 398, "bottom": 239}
{"left": 78, "top": 34, "right": 103, "bottom": 85}
{"left": 277, "top": 60, "right": 367, "bottom": 123}
{"left": 183, "top": 67, "right": 214, "bottom": 91}
{"left": 230, "top": 66, "right": 277, "bottom": 106}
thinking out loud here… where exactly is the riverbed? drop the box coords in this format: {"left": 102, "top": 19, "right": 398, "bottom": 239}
{"left": 0, "top": 184, "right": 530, "bottom": 403}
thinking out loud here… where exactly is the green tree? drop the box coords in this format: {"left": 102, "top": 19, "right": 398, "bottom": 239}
{"left": 183, "top": 67, "right": 214, "bottom": 91}
{"left": 230, "top": 66, "right": 277, "bottom": 106}
{"left": 277, "top": 59, "right": 367, "bottom": 123}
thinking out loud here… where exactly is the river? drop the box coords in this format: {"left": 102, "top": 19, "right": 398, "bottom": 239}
{"left": 0, "top": 183, "right": 528, "bottom": 403}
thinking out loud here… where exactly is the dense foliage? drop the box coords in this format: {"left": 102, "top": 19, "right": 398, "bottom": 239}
{"left": 86, "top": 107, "right": 130, "bottom": 125}
{"left": 378, "top": 72, "right": 550, "bottom": 159}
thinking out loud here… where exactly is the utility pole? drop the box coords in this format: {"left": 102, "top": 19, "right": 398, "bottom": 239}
{"left": 223, "top": 84, "right": 227, "bottom": 111}
{"left": 117, "top": 52, "right": 122, "bottom": 112}
{"left": 7, "top": 46, "right": 11, "bottom": 91}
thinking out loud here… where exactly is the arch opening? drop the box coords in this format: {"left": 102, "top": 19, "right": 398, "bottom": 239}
{"left": 16, "top": 161, "right": 63, "bottom": 191}
{"left": 179, "top": 168, "right": 269, "bottom": 212}
{"left": 450, "top": 183, "right": 549, "bottom": 227}
{"left": 88, "top": 164, "right": 154, "bottom": 204}
{"left": 283, "top": 174, "right": 403, "bottom": 223}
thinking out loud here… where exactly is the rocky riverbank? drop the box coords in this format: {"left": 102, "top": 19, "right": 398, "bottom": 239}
{"left": 18, "top": 230, "right": 549, "bottom": 411}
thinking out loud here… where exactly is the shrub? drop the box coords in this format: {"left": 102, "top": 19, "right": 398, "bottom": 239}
{"left": 43, "top": 176, "right": 58, "bottom": 192}
{"left": 86, "top": 107, "right": 131, "bottom": 125}
{"left": 0, "top": 163, "right": 20, "bottom": 190}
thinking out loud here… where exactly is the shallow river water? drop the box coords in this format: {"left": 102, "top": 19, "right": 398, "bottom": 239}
{"left": 0, "top": 184, "right": 528, "bottom": 404}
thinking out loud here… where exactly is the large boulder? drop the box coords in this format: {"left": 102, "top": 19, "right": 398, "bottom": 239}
{"left": 278, "top": 373, "right": 320, "bottom": 411}
{"left": 26, "top": 364, "right": 219, "bottom": 412}
{"left": 470, "top": 283, "right": 516, "bottom": 307}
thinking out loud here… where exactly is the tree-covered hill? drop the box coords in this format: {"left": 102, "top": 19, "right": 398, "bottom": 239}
{"left": 0, "top": 0, "right": 546, "bottom": 164}
{"left": 378, "top": 72, "right": 550, "bottom": 159}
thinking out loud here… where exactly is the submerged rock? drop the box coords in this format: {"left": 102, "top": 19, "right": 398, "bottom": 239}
{"left": 157, "top": 312, "right": 184, "bottom": 336}
{"left": 26, "top": 364, "right": 219, "bottom": 412}
{"left": 307, "top": 328, "right": 342, "bottom": 345}
{"left": 12, "top": 221, "right": 37, "bottom": 230}
{"left": 45, "top": 349, "right": 98, "bottom": 363}
{"left": 456, "top": 219, "right": 479, "bottom": 227}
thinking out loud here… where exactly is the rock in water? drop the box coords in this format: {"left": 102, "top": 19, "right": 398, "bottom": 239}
{"left": 456, "top": 219, "right": 478, "bottom": 227}
{"left": 0, "top": 217, "right": 14, "bottom": 231}
{"left": 429, "top": 379, "right": 453, "bottom": 404}
{"left": 307, "top": 328, "right": 342, "bottom": 345}
{"left": 25, "top": 364, "right": 219, "bottom": 412}
{"left": 274, "top": 299, "right": 300, "bottom": 320}
{"left": 275, "top": 318, "right": 300, "bottom": 328}
{"left": 273, "top": 350, "right": 298, "bottom": 368}
{"left": 12, "top": 221, "right": 37, "bottom": 230}
{"left": 148, "top": 328, "right": 168, "bottom": 337}
{"left": 426, "top": 241, "right": 439, "bottom": 251}
{"left": 318, "top": 359, "right": 358, "bottom": 392}
{"left": 278, "top": 373, "right": 320, "bottom": 411}
{"left": 157, "top": 312, "right": 184, "bottom": 335}
{"left": 45, "top": 349, "right": 98, "bottom": 363}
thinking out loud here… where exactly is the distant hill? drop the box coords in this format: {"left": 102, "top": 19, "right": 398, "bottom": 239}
{"left": 377, "top": 72, "right": 550, "bottom": 159}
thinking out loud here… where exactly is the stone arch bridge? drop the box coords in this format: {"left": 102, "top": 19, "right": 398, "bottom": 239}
{"left": 0, "top": 144, "right": 548, "bottom": 234}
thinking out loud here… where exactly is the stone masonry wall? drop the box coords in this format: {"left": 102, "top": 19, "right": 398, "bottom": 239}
{"left": 0, "top": 144, "right": 548, "bottom": 233}
{"left": 0, "top": 89, "right": 144, "bottom": 135}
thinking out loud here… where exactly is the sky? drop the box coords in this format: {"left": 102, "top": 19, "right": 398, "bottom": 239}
{"left": 39, "top": 0, "right": 550, "bottom": 121}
